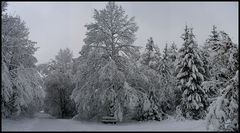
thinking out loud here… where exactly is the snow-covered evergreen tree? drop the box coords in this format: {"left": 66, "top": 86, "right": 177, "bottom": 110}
{"left": 164, "top": 42, "right": 182, "bottom": 114}
{"left": 204, "top": 26, "right": 237, "bottom": 80}
{"left": 204, "top": 26, "right": 239, "bottom": 131}
{"left": 160, "top": 43, "right": 178, "bottom": 114}
{"left": 140, "top": 40, "right": 177, "bottom": 116}
{"left": 133, "top": 64, "right": 166, "bottom": 121}
{"left": 140, "top": 37, "right": 161, "bottom": 70}
{"left": 139, "top": 38, "right": 162, "bottom": 112}
{"left": 1, "top": 2, "right": 44, "bottom": 118}
{"left": 159, "top": 43, "right": 172, "bottom": 76}
{"left": 204, "top": 25, "right": 221, "bottom": 52}
{"left": 168, "top": 42, "right": 178, "bottom": 63}
{"left": 202, "top": 26, "right": 238, "bottom": 103}
{"left": 175, "top": 25, "right": 208, "bottom": 120}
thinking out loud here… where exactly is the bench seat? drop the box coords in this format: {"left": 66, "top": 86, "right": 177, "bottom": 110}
{"left": 101, "top": 116, "right": 118, "bottom": 124}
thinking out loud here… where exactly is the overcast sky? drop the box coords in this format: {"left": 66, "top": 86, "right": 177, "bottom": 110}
{"left": 6, "top": 2, "right": 238, "bottom": 64}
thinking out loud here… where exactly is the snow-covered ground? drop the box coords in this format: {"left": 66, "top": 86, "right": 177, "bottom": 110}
{"left": 2, "top": 112, "right": 207, "bottom": 131}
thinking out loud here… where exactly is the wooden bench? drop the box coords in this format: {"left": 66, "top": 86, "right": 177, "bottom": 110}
{"left": 101, "top": 116, "right": 118, "bottom": 124}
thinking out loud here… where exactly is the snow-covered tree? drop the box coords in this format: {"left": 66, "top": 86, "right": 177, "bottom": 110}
{"left": 204, "top": 26, "right": 237, "bottom": 80}
{"left": 157, "top": 43, "right": 178, "bottom": 114}
{"left": 175, "top": 26, "right": 208, "bottom": 120}
{"left": 168, "top": 42, "right": 178, "bottom": 63}
{"left": 71, "top": 2, "right": 166, "bottom": 122}
{"left": 206, "top": 71, "right": 238, "bottom": 131}
{"left": 2, "top": 3, "right": 44, "bottom": 118}
{"left": 140, "top": 39, "right": 177, "bottom": 116}
{"left": 204, "top": 26, "right": 239, "bottom": 131}
{"left": 204, "top": 25, "right": 221, "bottom": 52}
{"left": 72, "top": 47, "right": 154, "bottom": 121}
{"left": 160, "top": 43, "right": 171, "bottom": 75}
{"left": 44, "top": 48, "right": 76, "bottom": 118}
{"left": 202, "top": 26, "right": 238, "bottom": 102}
{"left": 1, "top": 61, "right": 13, "bottom": 117}
{"left": 140, "top": 37, "right": 161, "bottom": 70}
{"left": 83, "top": 2, "right": 139, "bottom": 60}
{"left": 12, "top": 66, "right": 45, "bottom": 117}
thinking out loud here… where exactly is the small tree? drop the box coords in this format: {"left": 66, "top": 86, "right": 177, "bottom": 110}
{"left": 140, "top": 37, "right": 161, "bottom": 70}
{"left": 168, "top": 42, "right": 178, "bottom": 63}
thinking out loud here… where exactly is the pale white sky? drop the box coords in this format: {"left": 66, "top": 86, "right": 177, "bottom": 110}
{"left": 6, "top": 2, "right": 238, "bottom": 64}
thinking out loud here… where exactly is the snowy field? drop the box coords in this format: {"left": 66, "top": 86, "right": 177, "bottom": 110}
{"left": 2, "top": 112, "right": 207, "bottom": 131}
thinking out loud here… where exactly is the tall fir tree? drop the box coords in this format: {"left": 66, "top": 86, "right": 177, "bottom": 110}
{"left": 175, "top": 25, "right": 208, "bottom": 120}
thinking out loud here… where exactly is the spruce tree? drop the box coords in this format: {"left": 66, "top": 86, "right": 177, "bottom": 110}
{"left": 202, "top": 26, "right": 238, "bottom": 102}
{"left": 204, "top": 26, "right": 239, "bottom": 131}
{"left": 168, "top": 42, "right": 178, "bottom": 63}
{"left": 140, "top": 37, "right": 161, "bottom": 70}
{"left": 176, "top": 25, "right": 208, "bottom": 120}
{"left": 158, "top": 43, "right": 178, "bottom": 114}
